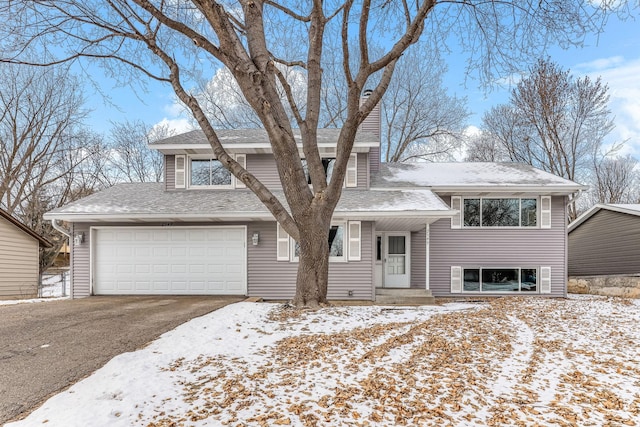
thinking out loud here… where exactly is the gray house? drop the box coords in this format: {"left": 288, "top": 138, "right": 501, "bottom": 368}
{"left": 569, "top": 204, "right": 640, "bottom": 277}
{"left": 0, "top": 208, "right": 51, "bottom": 299}
{"left": 44, "top": 115, "right": 585, "bottom": 300}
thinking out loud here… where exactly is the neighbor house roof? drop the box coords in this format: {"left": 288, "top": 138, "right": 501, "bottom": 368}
{"left": 372, "top": 162, "right": 587, "bottom": 194}
{"left": 568, "top": 204, "right": 640, "bottom": 233}
{"left": 0, "top": 208, "right": 52, "bottom": 247}
{"left": 149, "top": 129, "right": 380, "bottom": 154}
{"left": 43, "top": 183, "right": 454, "bottom": 223}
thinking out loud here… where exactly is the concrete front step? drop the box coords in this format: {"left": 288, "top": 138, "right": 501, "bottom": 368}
{"left": 375, "top": 288, "right": 435, "bottom": 305}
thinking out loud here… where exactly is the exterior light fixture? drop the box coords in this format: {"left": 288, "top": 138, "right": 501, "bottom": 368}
{"left": 252, "top": 232, "right": 260, "bottom": 246}
{"left": 73, "top": 232, "right": 85, "bottom": 246}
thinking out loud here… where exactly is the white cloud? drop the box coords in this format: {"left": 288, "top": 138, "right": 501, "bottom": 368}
{"left": 163, "top": 98, "right": 186, "bottom": 118}
{"left": 574, "top": 55, "right": 625, "bottom": 71}
{"left": 575, "top": 56, "right": 640, "bottom": 157}
{"left": 463, "top": 125, "right": 481, "bottom": 137}
{"left": 153, "top": 117, "right": 193, "bottom": 134}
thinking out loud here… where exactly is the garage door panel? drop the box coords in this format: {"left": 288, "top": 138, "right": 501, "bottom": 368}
{"left": 117, "top": 231, "right": 135, "bottom": 241}
{"left": 190, "top": 281, "right": 205, "bottom": 291}
{"left": 207, "top": 229, "right": 225, "bottom": 240}
{"left": 135, "top": 265, "right": 150, "bottom": 274}
{"left": 153, "top": 232, "right": 169, "bottom": 241}
{"left": 135, "top": 230, "right": 152, "bottom": 240}
{"left": 154, "top": 247, "right": 169, "bottom": 257}
{"left": 171, "top": 247, "right": 187, "bottom": 257}
{"left": 94, "top": 227, "right": 246, "bottom": 295}
{"left": 226, "top": 229, "right": 245, "bottom": 240}
{"left": 171, "top": 264, "right": 187, "bottom": 274}
{"left": 188, "top": 230, "right": 206, "bottom": 241}
{"left": 153, "top": 264, "right": 169, "bottom": 274}
{"left": 189, "top": 264, "right": 205, "bottom": 274}
{"left": 135, "top": 281, "right": 150, "bottom": 290}
{"left": 170, "top": 230, "right": 188, "bottom": 241}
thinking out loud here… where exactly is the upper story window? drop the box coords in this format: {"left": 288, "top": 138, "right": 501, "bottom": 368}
{"left": 463, "top": 197, "right": 537, "bottom": 227}
{"left": 300, "top": 154, "right": 357, "bottom": 187}
{"left": 301, "top": 158, "right": 336, "bottom": 184}
{"left": 174, "top": 154, "right": 246, "bottom": 189}
{"left": 190, "top": 159, "right": 232, "bottom": 187}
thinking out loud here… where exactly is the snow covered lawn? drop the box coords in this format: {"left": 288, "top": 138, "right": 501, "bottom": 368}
{"left": 8, "top": 296, "right": 640, "bottom": 426}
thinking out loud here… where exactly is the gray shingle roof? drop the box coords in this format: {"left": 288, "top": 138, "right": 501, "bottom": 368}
{"left": 44, "top": 183, "right": 451, "bottom": 221}
{"left": 372, "top": 162, "right": 586, "bottom": 190}
{"left": 149, "top": 128, "right": 379, "bottom": 146}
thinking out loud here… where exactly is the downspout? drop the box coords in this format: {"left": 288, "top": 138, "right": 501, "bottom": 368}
{"left": 51, "top": 219, "right": 71, "bottom": 239}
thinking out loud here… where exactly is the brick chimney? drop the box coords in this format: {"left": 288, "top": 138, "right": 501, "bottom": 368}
{"left": 359, "top": 89, "right": 381, "bottom": 172}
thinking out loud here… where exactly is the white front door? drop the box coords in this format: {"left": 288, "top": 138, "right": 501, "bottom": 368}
{"left": 384, "top": 233, "right": 410, "bottom": 288}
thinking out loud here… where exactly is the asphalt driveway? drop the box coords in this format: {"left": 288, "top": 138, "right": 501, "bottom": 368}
{"left": 0, "top": 295, "right": 243, "bottom": 424}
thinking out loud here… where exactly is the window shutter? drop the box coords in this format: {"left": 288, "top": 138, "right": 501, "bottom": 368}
{"left": 450, "top": 197, "right": 461, "bottom": 229}
{"left": 540, "top": 196, "right": 551, "bottom": 228}
{"left": 174, "top": 155, "right": 186, "bottom": 189}
{"left": 451, "top": 266, "right": 462, "bottom": 293}
{"left": 345, "top": 154, "right": 357, "bottom": 187}
{"left": 347, "top": 221, "right": 361, "bottom": 261}
{"left": 276, "top": 223, "right": 290, "bottom": 261}
{"left": 540, "top": 266, "right": 551, "bottom": 293}
{"left": 235, "top": 154, "right": 246, "bottom": 188}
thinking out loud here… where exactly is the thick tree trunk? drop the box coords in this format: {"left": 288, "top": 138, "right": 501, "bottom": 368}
{"left": 292, "top": 217, "right": 331, "bottom": 308}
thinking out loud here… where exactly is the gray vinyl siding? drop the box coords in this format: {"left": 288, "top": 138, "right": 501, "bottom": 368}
{"left": 71, "top": 223, "right": 91, "bottom": 298}
{"left": 246, "top": 154, "right": 283, "bottom": 189}
{"left": 568, "top": 209, "right": 640, "bottom": 276}
{"left": 357, "top": 153, "right": 369, "bottom": 188}
{"left": 247, "top": 221, "right": 375, "bottom": 300}
{"left": 410, "top": 228, "right": 426, "bottom": 288}
{"left": 69, "top": 221, "right": 374, "bottom": 300}
{"left": 165, "top": 153, "right": 370, "bottom": 191}
{"left": 0, "top": 216, "right": 39, "bottom": 298}
{"left": 430, "top": 196, "right": 568, "bottom": 297}
{"left": 165, "top": 155, "right": 175, "bottom": 191}
{"left": 369, "top": 146, "right": 380, "bottom": 173}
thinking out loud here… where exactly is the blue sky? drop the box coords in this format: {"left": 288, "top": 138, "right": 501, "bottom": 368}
{"left": 83, "top": 12, "right": 640, "bottom": 157}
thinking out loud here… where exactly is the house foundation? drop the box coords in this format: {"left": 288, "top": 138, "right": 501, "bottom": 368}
{"left": 568, "top": 275, "right": 640, "bottom": 299}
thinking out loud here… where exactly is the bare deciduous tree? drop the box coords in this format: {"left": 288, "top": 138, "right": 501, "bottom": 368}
{"left": 592, "top": 154, "right": 639, "bottom": 204}
{"left": 382, "top": 46, "right": 469, "bottom": 162}
{"left": 0, "top": 1, "right": 626, "bottom": 306}
{"left": 465, "top": 132, "right": 506, "bottom": 162}
{"left": 109, "top": 120, "right": 169, "bottom": 183}
{"left": 479, "top": 59, "right": 617, "bottom": 220}
{"left": 0, "top": 63, "right": 105, "bottom": 271}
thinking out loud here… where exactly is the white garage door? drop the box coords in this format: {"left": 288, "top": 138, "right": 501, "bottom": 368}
{"left": 93, "top": 227, "right": 246, "bottom": 295}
